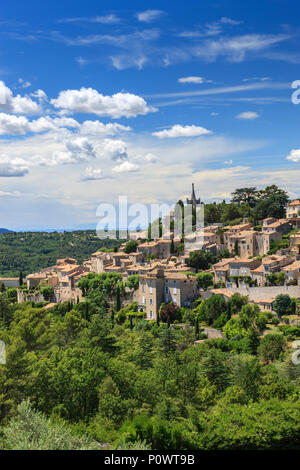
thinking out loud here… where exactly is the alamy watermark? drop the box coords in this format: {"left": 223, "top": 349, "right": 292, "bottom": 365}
{"left": 0, "top": 340, "right": 6, "bottom": 365}
{"left": 95, "top": 196, "right": 205, "bottom": 250}
{"left": 291, "top": 81, "right": 300, "bottom": 104}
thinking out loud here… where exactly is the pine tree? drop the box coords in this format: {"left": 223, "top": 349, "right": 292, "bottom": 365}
{"left": 195, "top": 317, "right": 200, "bottom": 340}
{"left": 115, "top": 285, "right": 121, "bottom": 311}
{"left": 19, "top": 271, "right": 23, "bottom": 287}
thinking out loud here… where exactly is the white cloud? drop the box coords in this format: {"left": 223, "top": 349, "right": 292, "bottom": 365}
{"left": 193, "top": 34, "right": 288, "bottom": 63}
{"left": 0, "top": 81, "right": 41, "bottom": 114}
{"left": 18, "top": 78, "right": 31, "bottom": 89}
{"left": 137, "top": 10, "right": 165, "bottom": 23}
{"left": 33, "top": 137, "right": 96, "bottom": 166}
{"left": 236, "top": 111, "right": 259, "bottom": 120}
{"left": 0, "top": 113, "right": 131, "bottom": 137}
{"left": 0, "top": 113, "right": 79, "bottom": 135}
{"left": 61, "top": 14, "right": 120, "bottom": 24}
{"left": 81, "top": 167, "right": 104, "bottom": 181}
{"left": 224, "top": 159, "right": 233, "bottom": 164}
{"left": 286, "top": 149, "right": 300, "bottom": 162}
{"left": 102, "top": 139, "right": 128, "bottom": 161}
{"left": 111, "top": 55, "right": 147, "bottom": 71}
{"left": 178, "top": 76, "right": 204, "bottom": 84}
{"left": 219, "top": 17, "right": 242, "bottom": 25}
{"left": 112, "top": 161, "right": 139, "bottom": 173}
{"left": 144, "top": 153, "right": 158, "bottom": 163}
{"left": 51, "top": 87, "right": 155, "bottom": 118}
{"left": 80, "top": 120, "right": 131, "bottom": 136}
{"left": 153, "top": 124, "right": 212, "bottom": 138}
{"left": 30, "top": 89, "right": 48, "bottom": 102}
{"left": 0, "top": 154, "right": 29, "bottom": 177}
{"left": 0, "top": 190, "right": 21, "bottom": 197}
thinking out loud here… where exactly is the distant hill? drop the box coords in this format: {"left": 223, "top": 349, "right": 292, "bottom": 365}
{"left": 0, "top": 228, "right": 12, "bottom": 234}
{"left": 0, "top": 230, "right": 123, "bottom": 277}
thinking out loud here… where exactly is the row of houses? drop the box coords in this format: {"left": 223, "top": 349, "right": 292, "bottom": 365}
{"left": 15, "top": 197, "right": 300, "bottom": 320}
{"left": 212, "top": 254, "right": 300, "bottom": 288}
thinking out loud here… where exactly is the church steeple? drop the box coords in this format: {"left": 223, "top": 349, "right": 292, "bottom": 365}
{"left": 186, "top": 183, "right": 200, "bottom": 207}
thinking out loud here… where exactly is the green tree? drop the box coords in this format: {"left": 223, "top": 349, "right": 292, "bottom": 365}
{"left": 1, "top": 401, "right": 99, "bottom": 450}
{"left": 199, "top": 349, "right": 231, "bottom": 393}
{"left": 231, "top": 187, "right": 258, "bottom": 207}
{"left": 124, "top": 240, "right": 138, "bottom": 254}
{"left": 197, "top": 294, "right": 227, "bottom": 326}
{"left": 258, "top": 334, "right": 286, "bottom": 363}
{"left": 40, "top": 286, "right": 54, "bottom": 302}
{"left": 196, "top": 272, "right": 213, "bottom": 290}
{"left": 273, "top": 294, "right": 291, "bottom": 317}
{"left": 187, "top": 250, "right": 214, "bottom": 272}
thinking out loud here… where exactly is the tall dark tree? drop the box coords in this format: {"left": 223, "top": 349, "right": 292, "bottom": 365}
{"left": 231, "top": 187, "right": 258, "bottom": 207}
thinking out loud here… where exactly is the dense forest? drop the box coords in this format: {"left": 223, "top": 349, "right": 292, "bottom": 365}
{"left": 0, "top": 231, "right": 122, "bottom": 277}
{"left": 1, "top": 273, "right": 300, "bottom": 450}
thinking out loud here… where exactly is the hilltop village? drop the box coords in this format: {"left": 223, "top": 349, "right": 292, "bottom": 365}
{"left": 14, "top": 186, "right": 300, "bottom": 320}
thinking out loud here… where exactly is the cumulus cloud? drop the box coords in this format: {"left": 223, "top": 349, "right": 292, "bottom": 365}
{"left": 80, "top": 120, "right": 131, "bottom": 136}
{"left": 112, "top": 161, "right": 139, "bottom": 173}
{"left": 286, "top": 149, "right": 300, "bottom": 162}
{"left": 102, "top": 139, "right": 128, "bottom": 161}
{"left": 178, "top": 76, "right": 204, "bottom": 84}
{"left": 0, "top": 154, "right": 29, "bottom": 177}
{"left": 32, "top": 137, "right": 96, "bottom": 166}
{"left": 0, "top": 81, "right": 41, "bottom": 114}
{"left": 30, "top": 89, "right": 48, "bottom": 102}
{"left": 153, "top": 124, "right": 212, "bottom": 138}
{"left": 236, "top": 111, "right": 259, "bottom": 120}
{"left": 137, "top": 10, "right": 165, "bottom": 23}
{"left": 0, "top": 113, "right": 79, "bottom": 135}
{"left": 51, "top": 87, "right": 155, "bottom": 118}
{"left": 81, "top": 167, "right": 104, "bottom": 181}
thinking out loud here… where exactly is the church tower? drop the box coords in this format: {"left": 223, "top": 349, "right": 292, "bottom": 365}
{"left": 186, "top": 183, "right": 200, "bottom": 208}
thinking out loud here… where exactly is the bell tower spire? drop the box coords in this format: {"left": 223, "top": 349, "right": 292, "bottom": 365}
{"left": 186, "top": 183, "right": 201, "bottom": 207}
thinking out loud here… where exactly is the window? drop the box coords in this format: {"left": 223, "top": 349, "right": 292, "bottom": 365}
{"left": 142, "top": 296, "right": 145, "bottom": 304}
{"left": 174, "top": 287, "right": 177, "bottom": 294}
{"left": 149, "top": 310, "right": 153, "bottom": 319}
{"left": 150, "top": 298, "right": 153, "bottom": 305}
{"left": 142, "top": 284, "right": 146, "bottom": 292}
{"left": 149, "top": 286, "right": 152, "bottom": 294}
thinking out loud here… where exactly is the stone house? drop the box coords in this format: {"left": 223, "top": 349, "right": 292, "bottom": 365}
{"left": 228, "top": 258, "right": 261, "bottom": 287}
{"left": 262, "top": 218, "right": 290, "bottom": 235}
{"left": 212, "top": 258, "right": 236, "bottom": 285}
{"left": 287, "top": 200, "right": 300, "bottom": 219}
{"left": 282, "top": 260, "right": 300, "bottom": 284}
{"left": 251, "top": 254, "right": 294, "bottom": 286}
{"left": 136, "top": 269, "right": 198, "bottom": 320}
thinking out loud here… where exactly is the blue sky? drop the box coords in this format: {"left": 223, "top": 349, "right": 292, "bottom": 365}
{"left": 1, "top": 0, "right": 300, "bottom": 230}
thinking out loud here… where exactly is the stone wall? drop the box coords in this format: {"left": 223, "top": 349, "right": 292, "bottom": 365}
{"left": 229, "top": 286, "right": 300, "bottom": 300}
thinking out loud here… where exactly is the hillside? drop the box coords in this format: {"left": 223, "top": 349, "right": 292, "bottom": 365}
{"left": 0, "top": 228, "right": 12, "bottom": 234}
{"left": 0, "top": 230, "right": 123, "bottom": 277}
